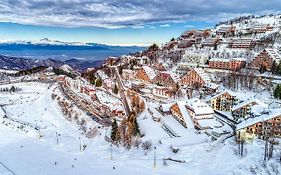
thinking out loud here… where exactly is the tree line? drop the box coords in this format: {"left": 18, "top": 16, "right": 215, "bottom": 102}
{"left": 110, "top": 112, "right": 141, "bottom": 149}
{"left": 53, "top": 68, "right": 77, "bottom": 79}
{"left": 0, "top": 85, "right": 21, "bottom": 93}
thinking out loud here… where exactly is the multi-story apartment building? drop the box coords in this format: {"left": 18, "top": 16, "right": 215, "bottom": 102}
{"left": 228, "top": 38, "right": 254, "bottom": 49}
{"left": 180, "top": 68, "right": 210, "bottom": 88}
{"left": 209, "top": 58, "right": 246, "bottom": 71}
{"left": 250, "top": 49, "right": 281, "bottom": 71}
{"left": 236, "top": 109, "right": 281, "bottom": 141}
{"left": 135, "top": 66, "right": 156, "bottom": 83}
{"left": 210, "top": 91, "right": 236, "bottom": 111}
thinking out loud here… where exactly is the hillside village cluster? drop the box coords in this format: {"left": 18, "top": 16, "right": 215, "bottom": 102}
{"left": 1, "top": 15, "right": 281, "bottom": 173}
{"left": 98, "top": 15, "right": 281, "bottom": 143}
{"left": 1, "top": 15, "right": 281, "bottom": 143}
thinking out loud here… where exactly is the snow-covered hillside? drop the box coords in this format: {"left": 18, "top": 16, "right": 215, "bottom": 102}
{"left": 0, "top": 82, "right": 280, "bottom": 175}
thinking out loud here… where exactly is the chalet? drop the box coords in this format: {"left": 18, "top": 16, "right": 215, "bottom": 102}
{"left": 204, "top": 82, "right": 220, "bottom": 94}
{"left": 250, "top": 49, "right": 281, "bottom": 71}
{"left": 153, "top": 86, "right": 176, "bottom": 99}
{"left": 210, "top": 91, "right": 236, "bottom": 111}
{"left": 170, "top": 101, "right": 195, "bottom": 129}
{"left": 180, "top": 68, "right": 210, "bottom": 88}
{"left": 120, "top": 55, "right": 135, "bottom": 64}
{"left": 186, "top": 99, "right": 214, "bottom": 120}
{"left": 178, "top": 39, "right": 195, "bottom": 48}
{"left": 202, "top": 38, "right": 222, "bottom": 47}
{"left": 152, "top": 62, "right": 166, "bottom": 71}
{"left": 228, "top": 38, "right": 254, "bottom": 49}
{"left": 122, "top": 69, "right": 136, "bottom": 80}
{"left": 153, "top": 71, "right": 179, "bottom": 88}
{"left": 135, "top": 66, "right": 156, "bottom": 83}
{"left": 216, "top": 26, "right": 236, "bottom": 36}
{"left": 181, "top": 51, "right": 208, "bottom": 65}
{"left": 181, "top": 30, "right": 204, "bottom": 39}
{"left": 209, "top": 58, "right": 246, "bottom": 71}
{"left": 185, "top": 99, "right": 222, "bottom": 131}
{"left": 231, "top": 100, "right": 262, "bottom": 121}
{"left": 135, "top": 56, "right": 149, "bottom": 65}
{"left": 236, "top": 108, "right": 281, "bottom": 141}
{"left": 159, "top": 103, "right": 174, "bottom": 115}
{"left": 250, "top": 24, "right": 272, "bottom": 33}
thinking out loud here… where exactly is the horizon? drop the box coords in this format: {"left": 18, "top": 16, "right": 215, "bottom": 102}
{"left": 0, "top": 0, "right": 280, "bottom": 46}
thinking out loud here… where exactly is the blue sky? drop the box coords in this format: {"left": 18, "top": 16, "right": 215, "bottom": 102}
{"left": 0, "top": 0, "right": 280, "bottom": 46}
{"left": 0, "top": 21, "right": 213, "bottom": 46}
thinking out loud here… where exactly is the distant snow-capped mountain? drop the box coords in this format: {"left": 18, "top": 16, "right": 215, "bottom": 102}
{"left": 0, "top": 38, "right": 145, "bottom": 50}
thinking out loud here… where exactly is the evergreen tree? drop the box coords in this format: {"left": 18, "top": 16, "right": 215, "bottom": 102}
{"left": 95, "top": 78, "right": 102, "bottom": 87}
{"left": 277, "top": 62, "right": 281, "bottom": 75}
{"left": 129, "top": 113, "right": 140, "bottom": 136}
{"left": 274, "top": 85, "right": 281, "bottom": 99}
{"left": 271, "top": 60, "right": 277, "bottom": 74}
{"left": 133, "top": 117, "right": 140, "bottom": 136}
{"left": 111, "top": 118, "right": 118, "bottom": 142}
{"left": 10, "top": 85, "right": 16, "bottom": 93}
{"left": 259, "top": 64, "right": 266, "bottom": 74}
{"left": 113, "top": 83, "right": 119, "bottom": 94}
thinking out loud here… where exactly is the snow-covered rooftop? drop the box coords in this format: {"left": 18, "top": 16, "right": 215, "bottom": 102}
{"left": 193, "top": 68, "right": 211, "bottom": 83}
{"left": 186, "top": 98, "right": 214, "bottom": 116}
{"left": 232, "top": 99, "right": 266, "bottom": 112}
{"left": 177, "top": 101, "right": 195, "bottom": 129}
{"left": 142, "top": 66, "right": 157, "bottom": 81}
{"left": 236, "top": 108, "right": 281, "bottom": 130}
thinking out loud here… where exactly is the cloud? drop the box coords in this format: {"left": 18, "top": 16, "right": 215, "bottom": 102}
{"left": 184, "top": 25, "right": 194, "bottom": 28}
{"left": 160, "top": 24, "right": 170, "bottom": 28}
{"left": 0, "top": 0, "right": 280, "bottom": 28}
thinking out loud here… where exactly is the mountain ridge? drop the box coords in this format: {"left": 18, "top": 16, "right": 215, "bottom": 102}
{"left": 0, "top": 54, "right": 103, "bottom": 72}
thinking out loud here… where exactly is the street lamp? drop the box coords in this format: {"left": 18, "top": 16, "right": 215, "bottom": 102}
{"left": 56, "top": 132, "right": 59, "bottom": 145}
{"left": 79, "top": 137, "right": 83, "bottom": 152}
{"left": 110, "top": 144, "right": 113, "bottom": 160}
{"left": 153, "top": 146, "right": 156, "bottom": 168}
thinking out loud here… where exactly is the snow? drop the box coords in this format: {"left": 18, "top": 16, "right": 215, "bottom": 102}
{"left": 186, "top": 98, "right": 214, "bottom": 116}
{"left": 0, "top": 81, "right": 280, "bottom": 175}
{"left": 177, "top": 101, "right": 195, "bottom": 129}
{"left": 197, "top": 118, "right": 222, "bottom": 128}
{"left": 236, "top": 108, "right": 281, "bottom": 130}
{"left": 193, "top": 68, "right": 211, "bottom": 83}
{"left": 160, "top": 103, "right": 174, "bottom": 112}
{"left": 232, "top": 99, "right": 266, "bottom": 112}
{"left": 96, "top": 90, "right": 124, "bottom": 111}
{"left": 142, "top": 66, "right": 157, "bottom": 81}
{"left": 0, "top": 69, "right": 18, "bottom": 74}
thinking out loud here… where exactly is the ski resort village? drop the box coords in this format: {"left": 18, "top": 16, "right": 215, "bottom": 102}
{"left": 1, "top": 15, "right": 281, "bottom": 175}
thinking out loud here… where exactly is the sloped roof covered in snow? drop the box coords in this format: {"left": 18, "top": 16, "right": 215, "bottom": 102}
{"left": 265, "top": 49, "right": 281, "bottom": 61}
{"left": 186, "top": 98, "right": 214, "bottom": 116}
{"left": 210, "top": 91, "right": 235, "bottom": 100}
{"left": 177, "top": 101, "right": 195, "bottom": 129}
{"left": 161, "top": 103, "right": 175, "bottom": 112}
{"left": 160, "top": 71, "right": 180, "bottom": 83}
{"left": 232, "top": 99, "right": 266, "bottom": 111}
{"left": 193, "top": 68, "right": 211, "bottom": 83}
{"left": 236, "top": 108, "right": 281, "bottom": 130}
{"left": 142, "top": 66, "right": 156, "bottom": 81}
